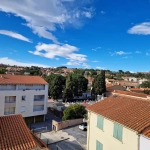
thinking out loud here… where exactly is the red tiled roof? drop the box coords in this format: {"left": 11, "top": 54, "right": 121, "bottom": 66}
{"left": 114, "top": 90, "right": 147, "bottom": 98}
{"left": 0, "top": 114, "right": 50, "bottom": 150}
{"left": 87, "top": 95, "right": 150, "bottom": 135}
{"left": 0, "top": 74, "right": 48, "bottom": 84}
{"left": 0, "top": 115, "right": 36, "bottom": 150}
{"left": 129, "top": 88, "right": 144, "bottom": 92}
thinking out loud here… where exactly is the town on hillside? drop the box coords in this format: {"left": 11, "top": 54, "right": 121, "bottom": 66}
{"left": 0, "top": 65, "right": 150, "bottom": 150}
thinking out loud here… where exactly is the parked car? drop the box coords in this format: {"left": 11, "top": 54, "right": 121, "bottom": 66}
{"left": 79, "top": 122, "right": 87, "bottom": 131}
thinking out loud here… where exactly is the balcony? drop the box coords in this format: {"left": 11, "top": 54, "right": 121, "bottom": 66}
{"left": 5, "top": 102, "right": 16, "bottom": 108}
{"left": 4, "top": 112, "right": 15, "bottom": 115}
{"left": 33, "top": 105, "right": 44, "bottom": 112}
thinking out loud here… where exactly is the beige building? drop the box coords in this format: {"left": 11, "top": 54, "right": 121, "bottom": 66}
{"left": 0, "top": 74, "right": 48, "bottom": 124}
{"left": 87, "top": 94, "right": 150, "bottom": 150}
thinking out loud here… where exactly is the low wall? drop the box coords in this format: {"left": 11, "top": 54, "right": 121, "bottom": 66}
{"left": 52, "top": 118, "right": 83, "bottom": 131}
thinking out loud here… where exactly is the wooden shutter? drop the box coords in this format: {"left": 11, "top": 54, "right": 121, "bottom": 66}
{"left": 97, "top": 116, "right": 104, "bottom": 130}
{"left": 96, "top": 140, "right": 103, "bottom": 150}
{"left": 113, "top": 123, "right": 123, "bottom": 141}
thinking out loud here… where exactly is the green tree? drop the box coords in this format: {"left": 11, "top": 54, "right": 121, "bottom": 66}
{"left": 62, "top": 104, "right": 87, "bottom": 121}
{"left": 140, "top": 81, "right": 150, "bottom": 88}
{"left": 46, "top": 74, "right": 66, "bottom": 99}
{"left": 92, "top": 70, "right": 106, "bottom": 95}
{"left": 0, "top": 68, "right": 6, "bottom": 74}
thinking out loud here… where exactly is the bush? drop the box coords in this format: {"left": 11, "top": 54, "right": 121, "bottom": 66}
{"left": 62, "top": 104, "right": 87, "bottom": 121}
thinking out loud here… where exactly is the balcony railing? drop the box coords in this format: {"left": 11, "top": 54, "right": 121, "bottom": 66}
{"left": 5, "top": 101, "right": 16, "bottom": 103}
{"left": 34, "top": 98, "right": 44, "bottom": 101}
{"left": 4, "top": 112, "right": 15, "bottom": 115}
{"left": 33, "top": 108, "right": 44, "bottom": 112}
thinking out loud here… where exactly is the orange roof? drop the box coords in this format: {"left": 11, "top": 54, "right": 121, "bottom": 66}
{"left": 114, "top": 90, "right": 147, "bottom": 98}
{"left": 0, "top": 114, "right": 50, "bottom": 150}
{"left": 129, "top": 88, "right": 144, "bottom": 92}
{"left": 0, "top": 74, "right": 48, "bottom": 84}
{"left": 87, "top": 95, "right": 150, "bottom": 135}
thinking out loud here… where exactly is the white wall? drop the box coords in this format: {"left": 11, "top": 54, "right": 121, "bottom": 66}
{"left": 0, "top": 84, "right": 48, "bottom": 117}
{"left": 140, "top": 135, "right": 150, "bottom": 150}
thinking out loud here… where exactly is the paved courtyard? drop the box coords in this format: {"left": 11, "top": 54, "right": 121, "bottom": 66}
{"left": 29, "top": 113, "right": 62, "bottom": 132}
{"left": 40, "top": 125, "right": 87, "bottom": 150}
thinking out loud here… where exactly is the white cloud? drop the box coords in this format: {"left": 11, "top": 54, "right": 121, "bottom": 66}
{"left": 0, "top": 30, "right": 32, "bottom": 43}
{"left": 66, "top": 61, "right": 80, "bottom": 66}
{"left": 92, "top": 60, "right": 99, "bottom": 62}
{"left": 128, "top": 22, "right": 150, "bottom": 35}
{"left": 0, "top": 57, "right": 49, "bottom": 67}
{"left": 116, "top": 51, "right": 126, "bottom": 55}
{"left": 96, "top": 66, "right": 105, "bottom": 70}
{"left": 135, "top": 51, "right": 141, "bottom": 54}
{"left": 92, "top": 46, "right": 101, "bottom": 51}
{"left": 146, "top": 52, "right": 150, "bottom": 56}
{"left": 55, "top": 58, "right": 60, "bottom": 60}
{"left": 100, "top": 11, "right": 105, "bottom": 14}
{"left": 0, "top": 0, "right": 94, "bottom": 43}
{"left": 29, "top": 43, "right": 88, "bottom": 66}
{"left": 82, "top": 63, "right": 90, "bottom": 68}
{"left": 82, "top": 11, "right": 92, "bottom": 18}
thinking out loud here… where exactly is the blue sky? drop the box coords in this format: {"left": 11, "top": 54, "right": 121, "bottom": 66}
{"left": 0, "top": 0, "right": 150, "bottom": 72}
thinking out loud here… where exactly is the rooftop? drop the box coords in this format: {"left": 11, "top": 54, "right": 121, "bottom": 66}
{"left": 0, "top": 74, "right": 48, "bottom": 85}
{"left": 0, "top": 114, "right": 50, "bottom": 150}
{"left": 114, "top": 90, "right": 147, "bottom": 98}
{"left": 87, "top": 95, "right": 150, "bottom": 136}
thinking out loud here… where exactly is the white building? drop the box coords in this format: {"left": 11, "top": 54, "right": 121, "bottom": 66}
{"left": 0, "top": 74, "right": 48, "bottom": 124}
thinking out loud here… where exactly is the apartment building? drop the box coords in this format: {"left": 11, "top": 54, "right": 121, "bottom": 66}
{"left": 87, "top": 94, "right": 150, "bottom": 150}
{"left": 0, "top": 74, "right": 48, "bottom": 124}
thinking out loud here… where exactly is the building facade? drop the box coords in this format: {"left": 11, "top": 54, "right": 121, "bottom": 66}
{"left": 87, "top": 95, "right": 150, "bottom": 150}
{"left": 0, "top": 74, "right": 48, "bottom": 124}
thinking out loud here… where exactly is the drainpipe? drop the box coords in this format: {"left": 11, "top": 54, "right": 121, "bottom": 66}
{"left": 138, "top": 134, "right": 140, "bottom": 150}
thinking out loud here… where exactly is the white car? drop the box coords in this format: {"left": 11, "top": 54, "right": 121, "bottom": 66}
{"left": 79, "top": 122, "right": 87, "bottom": 131}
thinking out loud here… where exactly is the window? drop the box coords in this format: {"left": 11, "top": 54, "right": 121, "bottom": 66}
{"left": 20, "top": 106, "right": 25, "bottom": 113}
{"left": 33, "top": 105, "right": 44, "bottom": 111}
{"left": 113, "top": 123, "right": 123, "bottom": 141}
{"left": 97, "top": 115, "right": 104, "bottom": 130}
{"left": 96, "top": 140, "right": 103, "bottom": 150}
{"left": 22, "top": 96, "right": 26, "bottom": 101}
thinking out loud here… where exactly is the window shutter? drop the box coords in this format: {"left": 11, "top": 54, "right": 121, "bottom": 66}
{"left": 117, "top": 125, "right": 123, "bottom": 141}
{"left": 97, "top": 116, "right": 104, "bottom": 130}
{"left": 113, "top": 123, "right": 123, "bottom": 142}
{"left": 96, "top": 140, "right": 103, "bottom": 150}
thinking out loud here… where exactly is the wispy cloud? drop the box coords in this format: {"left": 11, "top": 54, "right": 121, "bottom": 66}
{"left": 135, "top": 51, "right": 141, "bottom": 54}
{"left": 0, "top": 0, "right": 95, "bottom": 43}
{"left": 110, "top": 51, "right": 131, "bottom": 56}
{"left": 0, "top": 57, "right": 49, "bottom": 67}
{"left": 96, "top": 66, "right": 105, "bottom": 70}
{"left": 92, "top": 60, "right": 99, "bottom": 62}
{"left": 92, "top": 46, "right": 101, "bottom": 51}
{"left": 29, "top": 43, "right": 88, "bottom": 67}
{"left": 100, "top": 11, "right": 105, "bottom": 14}
{"left": 0, "top": 30, "right": 32, "bottom": 43}
{"left": 128, "top": 22, "right": 150, "bottom": 35}
{"left": 146, "top": 52, "right": 150, "bottom": 56}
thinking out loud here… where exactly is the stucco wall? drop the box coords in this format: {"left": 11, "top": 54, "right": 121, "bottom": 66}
{"left": 52, "top": 118, "right": 83, "bottom": 131}
{"left": 140, "top": 135, "right": 150, "bottom": 150}
{"left": 87, "top": 112, "right": 138, "bottom": 150}
{"left": 0, "top": 84, "right": 48, "bottom": 117}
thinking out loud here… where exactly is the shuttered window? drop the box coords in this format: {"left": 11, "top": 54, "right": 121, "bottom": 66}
{"left": 97, "top": 116, "right": 104, "bottom": 130}
{"left": 113, "top": 123, "right": 123, "bottom": 141}
{"left": 96, "top": 140, "right": 103, "bottom": 150}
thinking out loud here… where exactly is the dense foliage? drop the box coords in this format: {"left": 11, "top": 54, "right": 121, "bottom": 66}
{"left": 62, "top": 104, "right": 87, "bottom": 121}
{"left": 0, "top": 67, "right": 6, "bottom": 74}
{"left": 140, "top": 81, "right": 150, "bottom": 88}
{"left": 92, "top": 70, "right": 106, "bottom": 95}
{"left": 46, "top": 74, "right": 66, "bottom": 100}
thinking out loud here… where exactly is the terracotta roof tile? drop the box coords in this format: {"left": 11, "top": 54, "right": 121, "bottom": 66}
{"left": 114, "top": 90, "right": 147, "bottom": 98}
{"left": 0, "top": 114, "right": 36, "bottom": 150}
{"left": 87, "top": 95, "right": 150, "bottom": 135}
{"left": 0, "top": 74, "right": 48, "bottom": 84}
{"left": 0, "top": 114, "right": 50, "bottom": 150}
